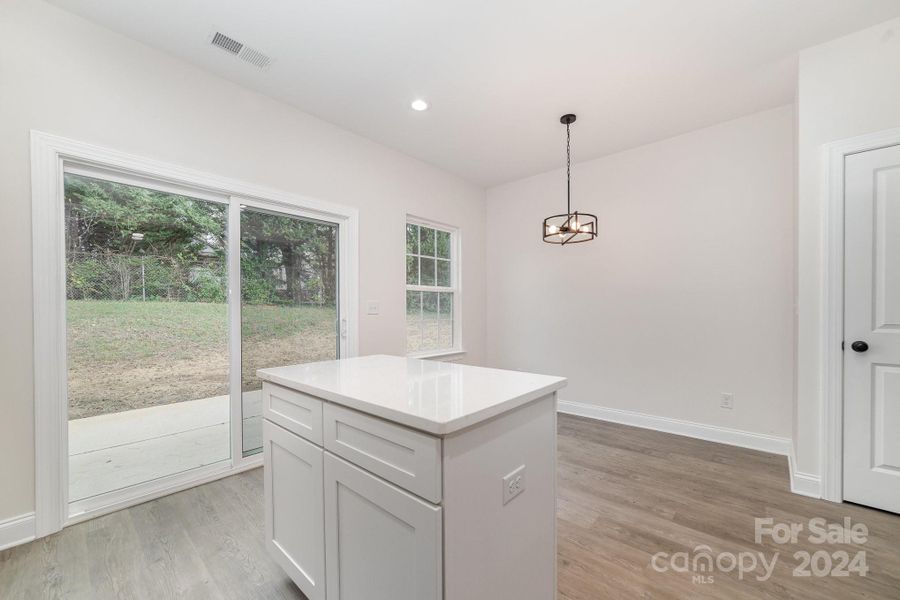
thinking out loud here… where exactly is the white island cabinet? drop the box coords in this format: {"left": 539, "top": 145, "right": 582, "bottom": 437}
{"left": 257, "top": 355, "right": 566, "bottom": 600}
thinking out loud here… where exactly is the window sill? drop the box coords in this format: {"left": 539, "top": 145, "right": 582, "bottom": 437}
{"left": 408, "top": 349, "right": 467, "bottom": 360}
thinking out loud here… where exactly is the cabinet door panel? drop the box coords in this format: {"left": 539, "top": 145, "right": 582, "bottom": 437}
{"left": 324, "top": 453, "right": 442, "bottom": 600}
{"left": 264, "top": 420, "right": 326, "bottom": 600}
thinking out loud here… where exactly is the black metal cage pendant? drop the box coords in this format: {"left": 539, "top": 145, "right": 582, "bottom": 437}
{"left": 542, "top": 114, "right": 598, "bottom": 245}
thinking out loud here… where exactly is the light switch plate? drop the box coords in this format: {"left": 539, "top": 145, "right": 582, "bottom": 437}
{"left": 502, "top": 465, "right": 526, "bottom": 505}
{"left": 366, "top": 301, "right": 380, "bottom": 315}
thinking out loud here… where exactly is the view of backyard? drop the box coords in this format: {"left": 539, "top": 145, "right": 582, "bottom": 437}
{"left": 64, "top": 172, "right": 340, "bottom": 421}
{"left": 66, "top": 300, "right": 337, "bottom": 419}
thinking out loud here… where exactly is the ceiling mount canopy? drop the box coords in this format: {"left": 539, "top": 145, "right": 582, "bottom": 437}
{"left": 542, "top": 114, "right": 597, "bottom": 245}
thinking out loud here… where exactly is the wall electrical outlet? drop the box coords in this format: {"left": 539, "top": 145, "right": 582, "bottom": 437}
{"left": 502, "top": 465, "right": 526, "bottom": 505}
{"left": 720, "top": 392, "right": 734, "bottom": 410}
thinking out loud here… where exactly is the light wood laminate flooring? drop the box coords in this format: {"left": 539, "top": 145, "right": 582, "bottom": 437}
{"left": 2, "top": 415, "right": 898, "bottom": 599}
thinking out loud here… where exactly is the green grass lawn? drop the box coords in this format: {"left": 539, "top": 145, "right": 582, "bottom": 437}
{"left": 67, "top": 300, "right": 228, "bottom": 364}
{"left": 67, "top": 300, "right": 337, "bottom": 419}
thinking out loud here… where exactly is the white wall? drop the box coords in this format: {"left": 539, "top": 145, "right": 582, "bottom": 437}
{"left": 795, "top": 17, "right": 900, "bottom": 477}
{"left": 486, "top": 106, "right": 795, "bottom": 439}
{"left": 0, "top": 0, "right": 486, "bottom": 522}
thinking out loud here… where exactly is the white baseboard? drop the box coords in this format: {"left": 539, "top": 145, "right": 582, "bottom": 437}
{"left": 0, "top": 513, "right": 36, "bottom": 551}
{"left": 788, "top": 450, "right": 822, "bottom": 499}
{"left": 558, "top": 401, "right": 826, "bottom": 499}
{"left": 558, "top": 400, "right": 792, "bottom": 456}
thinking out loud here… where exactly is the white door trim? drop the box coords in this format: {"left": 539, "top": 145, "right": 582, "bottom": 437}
{"left": 31, "top": 130, "right": 359, "bottom": 539}
{"left": 820, "top": 126, "right": 900, "bottom": 503}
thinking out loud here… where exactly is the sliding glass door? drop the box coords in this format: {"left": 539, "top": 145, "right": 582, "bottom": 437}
{"left": 238, "top": 206, "right": 340, "bottom": 456}
{"left": 62, "top": 168, "right": 343, "bottom": 510}
{"left": 65, "top": 172, "right": 230, "bottom": 503}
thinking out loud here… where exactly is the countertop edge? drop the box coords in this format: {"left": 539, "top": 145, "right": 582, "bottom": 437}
{"left": 257, "top": 372, "right": 567, "bottom": 436}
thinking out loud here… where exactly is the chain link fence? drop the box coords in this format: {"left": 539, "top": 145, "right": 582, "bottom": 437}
{"left": 66, "top": 252, "right": 227, "bottom": 302}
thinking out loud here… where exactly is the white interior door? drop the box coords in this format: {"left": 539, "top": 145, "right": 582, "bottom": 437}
{"left": 843, "top": 143, "right": 900, "bottom": 514}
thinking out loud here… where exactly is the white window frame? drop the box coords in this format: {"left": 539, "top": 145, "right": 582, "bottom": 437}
{"left": 405, "top": 215, "right": 463, "bottom": 358}
{"left": 31, "top": 131, "right": 358, "bottom": 537}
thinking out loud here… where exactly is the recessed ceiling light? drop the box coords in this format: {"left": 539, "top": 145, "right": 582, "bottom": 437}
{"left": 411, "top": 99, "right": 429, "bottom": 111}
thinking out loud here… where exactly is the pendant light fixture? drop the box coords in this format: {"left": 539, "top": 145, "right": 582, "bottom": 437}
{"left": 542, "top": 114, "right": 598, "bottom": 245}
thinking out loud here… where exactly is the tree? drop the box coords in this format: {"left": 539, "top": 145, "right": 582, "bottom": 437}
{"left": 239, "top": 210, "right": 338, "bottom": 306}
{"left": 64, "top": 172, "right": 338, "bottom": 306}
{"left": 65, "top": 173, "right": 226, "bottom": 258}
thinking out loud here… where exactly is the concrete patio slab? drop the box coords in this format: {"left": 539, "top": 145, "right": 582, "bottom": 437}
{"left": 69, "top": 391, "right": 262, "bottom": 502}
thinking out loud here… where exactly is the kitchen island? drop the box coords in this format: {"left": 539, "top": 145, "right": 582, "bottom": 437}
{"left": 257, "top": 354, "right": 566, "bottom": 600}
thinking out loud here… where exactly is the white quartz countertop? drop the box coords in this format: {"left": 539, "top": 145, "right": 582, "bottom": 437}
{"left": 257, "top": 355, "right": 567, "bottom": 435}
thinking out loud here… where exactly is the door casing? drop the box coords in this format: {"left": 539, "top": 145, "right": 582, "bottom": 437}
{"left": 820, "top": 126, "right": 900, "bottom": 503}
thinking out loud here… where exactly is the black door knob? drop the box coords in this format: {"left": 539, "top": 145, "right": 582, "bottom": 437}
{"left": 851, "top": 341, "right": 869, "bottom": 353}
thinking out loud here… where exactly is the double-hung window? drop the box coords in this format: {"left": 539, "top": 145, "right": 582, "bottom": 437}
{"left": 406, "top": 219, "right": 460, "bottom": 355}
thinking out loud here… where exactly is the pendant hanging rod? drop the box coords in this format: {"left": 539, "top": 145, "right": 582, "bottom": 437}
{"left": 566, "top": 119, "right": 571, "bottom": 216}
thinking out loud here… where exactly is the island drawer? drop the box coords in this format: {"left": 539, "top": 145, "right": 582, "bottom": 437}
{"left": 323, "top": 403, "right": 442, "bottom": 503}
{"left": 262, "top": 382, "right": 324, "bottom": 445}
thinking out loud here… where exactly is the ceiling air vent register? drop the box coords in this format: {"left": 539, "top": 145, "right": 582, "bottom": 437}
{"left": 210, "top": 32, "right": 272, "bottom": 69}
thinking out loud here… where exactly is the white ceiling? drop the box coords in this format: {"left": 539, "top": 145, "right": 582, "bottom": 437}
{"left": 49, "top": 0, "right": 900, "bottom": 186}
